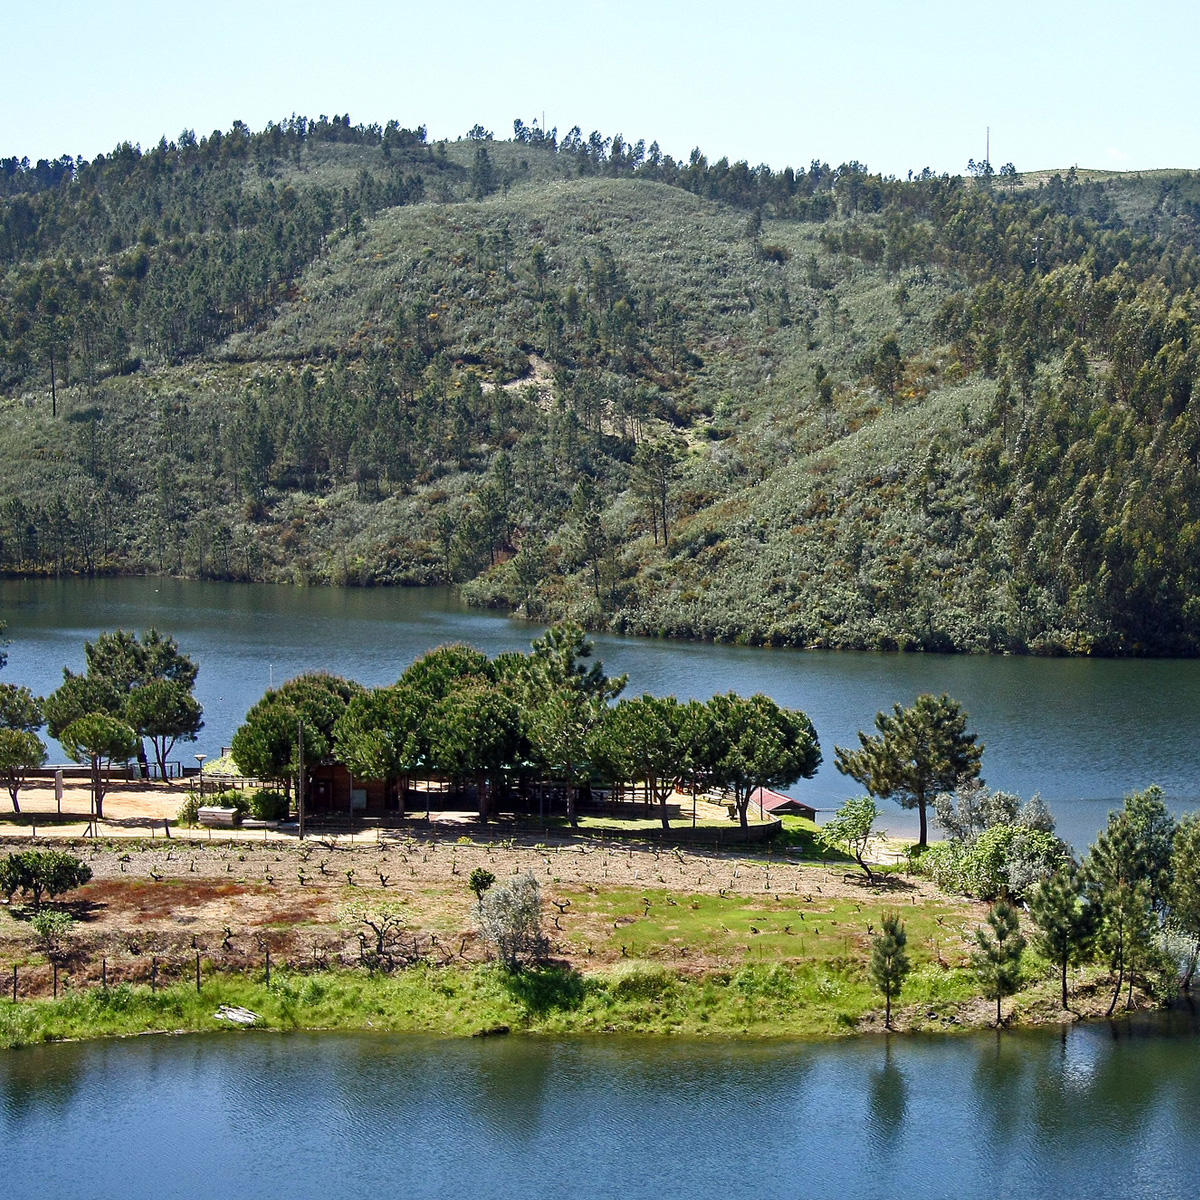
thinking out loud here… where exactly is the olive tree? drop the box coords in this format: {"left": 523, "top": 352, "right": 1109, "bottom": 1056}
{"left": 0, "top": 849, "right": 92, "bottom": 911}
{"left": 476, "top": 871, "right": 548, "bottom": 971}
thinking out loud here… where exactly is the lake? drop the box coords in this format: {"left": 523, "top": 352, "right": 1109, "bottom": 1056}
{"left": 4, "top": 576, "right": 1200, "bottom": 849}
{"left": 3, "top": 1015, "right": 1199, "bottom": 1200}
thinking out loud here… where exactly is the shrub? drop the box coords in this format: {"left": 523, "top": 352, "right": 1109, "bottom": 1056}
{"left": 921, "top": 824, "right": 1067, "bottom": 900}
{"left": 475, "top": 871, "right": 548, "bottom": 971}
{"left": 0, "top": 850, "right": 92, "bottom": 910}
{"left": 30, "top": 910, "right": 75, "bottom": 961}
{"left": 607, "top": 962, "right": 674, "bottom": 1001}
{"left": 176, "top": 790, "right": 202, "bottom": 827}
{"left": 469, "top": 867, "right": 496, "bottom": 899}
{"left": 210, "top": 788, "right": 250, "bottom": 817}
{"left": 248, "top": 789, "right": 289, "bottom": 820}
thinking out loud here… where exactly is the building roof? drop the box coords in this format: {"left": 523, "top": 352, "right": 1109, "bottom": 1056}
{"left": 750, "top": 787, "right": 816, "bottom": 817}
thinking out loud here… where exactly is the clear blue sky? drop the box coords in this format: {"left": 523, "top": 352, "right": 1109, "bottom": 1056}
{"left": 4, "top": 0, "right": 1197, "bottom": 176}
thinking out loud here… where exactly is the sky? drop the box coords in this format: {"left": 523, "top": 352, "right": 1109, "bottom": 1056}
{"left": 3, "top": 0, "right": 1198, "bottom": 177}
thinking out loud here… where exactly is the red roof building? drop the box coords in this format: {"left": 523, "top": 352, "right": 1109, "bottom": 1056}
{"left": 749, "top": 787, "right": 817, "bottom": 821}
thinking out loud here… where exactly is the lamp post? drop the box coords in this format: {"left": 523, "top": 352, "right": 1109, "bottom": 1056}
{"left": 195, "top": 754, "right": 207, "bottom": 802}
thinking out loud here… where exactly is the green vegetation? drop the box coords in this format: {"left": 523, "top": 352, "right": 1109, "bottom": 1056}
{"left": 230, "top": 623, "right": 819, "bottom": 828}
{"left": 836, "top": 693, "right": 982, "bottom": 846}
{"left": 921, "top": 783, "right": 1068, "bottom": 900}
{"left": 5, "top": 118, "right": 1200, "bottom": 654}
{"left": 0, "top": 878, "right": 990, "bottom": 1049}
{"left": 0, "top": 958, "right": 981, "bottom": 1051}
{"left": 971, "top": 900, "right": 1026, "bottom": 1026}
{"left": 923, "top": 783, "right": 1197, "bottom": 1016}
{"left": 817, "top": 795, "right": 881, "bottom": 883}
{"left": 0, "top": 849, "right": 92, "bottom": 910}
{"left": 34, "top": 628, "right": 204, "bottom": 798}
{"left": 870, "top": 911, "right": 910, "bottom": 1029}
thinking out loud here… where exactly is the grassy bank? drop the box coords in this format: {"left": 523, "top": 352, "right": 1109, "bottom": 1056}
{"left": 1, "top": 953, "right": 1125, "bottom": 1051}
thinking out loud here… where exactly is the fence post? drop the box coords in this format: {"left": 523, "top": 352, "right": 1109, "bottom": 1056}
{"left": 53, "top": 962, "right": 58, "bottom": 999}
{"left": 265, "top": 946, "right": 271, "bottom": 989}
{"left": 11, "top": 964, "right": 16, "bottom": 1002}
{"left": 195, "top": 951, "right": 201, "bottom": 993}
{"left": 101, "top": 957, "right": 107, "bottom": 990}
{"left": 151, "top": 957, "right": 158, "bottom": 992}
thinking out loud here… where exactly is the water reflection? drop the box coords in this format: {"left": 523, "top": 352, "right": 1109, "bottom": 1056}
{"left": 866, "top": 1041, "right": 907, "bottom": 1154}
{"left": 0, "top": 1042, "right": 85, "bottom": 1122}
{"left": 3, "top": 1022, "right": 1200, "bottom": 1200}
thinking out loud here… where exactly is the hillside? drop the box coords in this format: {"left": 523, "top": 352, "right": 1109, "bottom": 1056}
{"left": 3, "top": 118, "right": 1200, "bottom": 653}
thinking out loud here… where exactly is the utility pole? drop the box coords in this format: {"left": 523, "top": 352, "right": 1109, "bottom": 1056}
{"left": 986, "top": 126, "right": 990, "bottom": 168}
{"left": 297, "top": 719, "right": 306, "bottom": 841}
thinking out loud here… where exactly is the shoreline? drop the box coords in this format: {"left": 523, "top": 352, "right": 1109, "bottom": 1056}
{"left": 5, "top": 571, "right": 1198, "bottom": 660}
{"left": 0, "top": 786, "right": 1169, "bottom": 1052}
{"left": 0, "top": 959, "right": 1162, "bottom": 1052}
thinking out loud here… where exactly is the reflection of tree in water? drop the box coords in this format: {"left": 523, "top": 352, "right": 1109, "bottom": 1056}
{"left": 0, "top": 1041, "right": 87, "bottom": 1123}
{"left": 969, "top": 1030, "right": 1028, "bottom": 1153}
{"left": 456, "top": 1037, "right": 555, "bottom": 1141}
{"left": 218, "top": 1033, "right": 557, "bottom": 1143}
{"left": 866, "top": 1042, "right": 907, "bottom": 1153}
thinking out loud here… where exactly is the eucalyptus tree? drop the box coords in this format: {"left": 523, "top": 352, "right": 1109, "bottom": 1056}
{"left": 836, "top": 693, "right": 982, "bottom": 848}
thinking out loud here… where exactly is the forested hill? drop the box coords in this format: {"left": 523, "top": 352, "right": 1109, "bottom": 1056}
{"left": 4, "top": 116, "right": 1200, "bottom": 654}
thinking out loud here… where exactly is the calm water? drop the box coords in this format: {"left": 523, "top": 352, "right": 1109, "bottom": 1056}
{"left": 4, "top": 577, "right": 1200, "bottom": 848}
{"left": 3, "top": 1017, "right": 1200, "bottom": 1200}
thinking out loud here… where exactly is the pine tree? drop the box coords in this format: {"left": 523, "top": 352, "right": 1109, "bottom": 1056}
{"left": 972, "top": 899, "right": 1026, "bottom": 1026}
{"left": 870, "top": 910, "right": 911, "bottom": 1030}
{"left": 1029, "top": 866, "right": 1095, "bottom": 1009}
